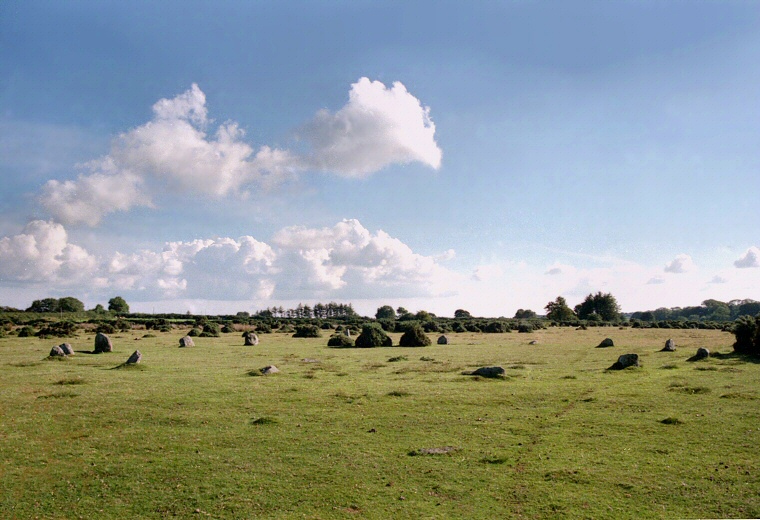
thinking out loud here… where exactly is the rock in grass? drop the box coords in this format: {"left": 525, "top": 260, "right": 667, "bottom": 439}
{"left": 126, "top": 350, "right": 142, "bottom": 364}
{"left": 261, "top": 365, "right": 279, "bottom": 375}
{"left": 94, "top": 332, "right": 113, "bottom": 353}
{"left": 49, "top": 345, "right": 66, "bottom": 357}
{"left": 243, "top": 332, "right": 259, "bottom": 346}
{"left": 661, "top": 338, "right": 676, "bottom": 352}
{"left": 179, "top": 336, "right": 194, "bottom": 348}
{"left": 694, "top": 347, "right": 710, "bottom": 360}
{"left": 437, "top": 335, "right": 449, "bottom": 345}
{"left": 59, "top": 343, "right": 74, "bottom": 355}
{"left": 470, "top": 366, "right": 505, "bottom": 378}
{"left": 596, "top": 338, "right": 614, "bottom": 348}
{"left": 608, "top": 353, "right": 639, "bottom": 370}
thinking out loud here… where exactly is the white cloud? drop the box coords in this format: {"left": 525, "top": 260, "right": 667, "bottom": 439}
{"left": 664, "top": 254, "right": 695, "bottom": 274}
{"left": 301, "top": 77, "right": 442, "bottom": 176}
{"left": 734, "top": 246, "right": 760, "bottom": 268}
{"left": 38, "top": 79, "right": 441, "bottom": 226}
{"left": 709, "top": 275, "right": 728, "bottom": 284}
{"left": 0, "top": 220, "right": 97, "bottom": 283}
{"left": 647, "top": 276, "right": 665, "bottom": 285}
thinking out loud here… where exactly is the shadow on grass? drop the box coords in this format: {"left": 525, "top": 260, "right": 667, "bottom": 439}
{"left": 711, "top": 351, "right": 760, "bottom": 365}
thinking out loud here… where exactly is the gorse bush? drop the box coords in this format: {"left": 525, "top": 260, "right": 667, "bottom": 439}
{"left": 200, "top": 322, "right": 221, "bottom": 337}
{"left": 399, "top": 325, "right": 432, "bottom": 347}
{"left": 733, "top": 315, "right": 760, "bottom": 356}
{"left": 327, "top": 334, "right": 354, "bottom": 348}
{"left": 355, "top": 324, "right": 392, "bottom": 348}
{"left": 293, "top": 324, "right": 322, "bottom": 338}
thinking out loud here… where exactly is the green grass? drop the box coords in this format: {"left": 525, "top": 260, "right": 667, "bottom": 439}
{"left": 0, "top": 327, "right": 758, "bottom": 518}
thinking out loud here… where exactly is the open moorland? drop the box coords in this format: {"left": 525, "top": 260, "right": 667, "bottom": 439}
{"left": 1, "top": 327, "right": 758, "bottom": 519}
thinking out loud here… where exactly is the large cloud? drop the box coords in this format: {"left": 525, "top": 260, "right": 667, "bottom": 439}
{"left": 734, "top": 246, "right": 760, "bottom": 268}
{"left": 664, "top": 254, "right": 695, "bottom": 274}
{"left": 301, "top": 77, "right": 442, "bottom": 176}
{"left": 0, "top": 220, "right": 97, "bottom": 282}
{"left": 38, "top": 79, "right": 440, "bottom": 226}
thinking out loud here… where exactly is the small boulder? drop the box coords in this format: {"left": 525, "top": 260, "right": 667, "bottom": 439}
{"left": 244, "top": 332, "right": 259, "bottom": 346}
{"left": 529, "top": 340, "right": 538, "bottom": 345}
{"left": 437, "top": 335, "right": 449, "bottom": 345}
{"left": 49, "top": 345, "right": 66, "bottom": 357}
{"left": 470, "top": 366, "right": 505, "bottom": 378}
{"left": 179, "top": 336, "right": 194, "bottom": 348}
{"left": 661, "top": 339, "right": 676, "bottom": 352}
{"left": 59, "top": 343, "right": 74, "bottom": 356}
{"left": 261, "top": 365, "right": 279, "bottom": 375}
{"left": 608, "top": 353, "right": 639, "bottom": 370}
{"left": 94, "top": 332, "right": 113, "bottom": 353}
{"left": 694, "top": 347, "right": 710, "bottom": 360}
{"left": 126, "top": 350, "right": 142, "bottom": 364}
{"left": 596, "top": 338, "right": 614, "bottom": 348}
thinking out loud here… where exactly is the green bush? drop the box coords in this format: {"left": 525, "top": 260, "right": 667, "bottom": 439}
{"left": 484, "top": 321, "right": 511, "bottom": 333}
{"left": 200, "top": 322, "right": 221, "bottom": 337}
{"left": 17, "top": 325, "right": 36, "bottom": 337}
{"left": 399, "top": 325, "right": 432, "bottom": 347}
{"left": 327, "top": 334, "right": 355, "bottom": 348}
{"left": 733, "top": 315, "right": 760, "bottom": 355}
{"left": 355, "top": 324, "right": 392, "bottom": 348}
{"left": 187, "top": 328, "right": 201, "bottom": 337}
{"left": 96, "top": 323, "right": 116, "bottom": 334}
{"left": 517, "top": 322, "right": 534, "bottom": 333}
{"left": 221, "top": 324, "right": 235, "bottom": 334}
{"left": 36, "top": 321, "right": 78, "bottom": 338}
{"left": 293, "top": 325, "right": 322, "bottom": 338}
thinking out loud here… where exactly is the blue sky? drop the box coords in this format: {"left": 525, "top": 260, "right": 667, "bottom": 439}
{"left": 1, "top": 1, "right": 759, "bottom": 316}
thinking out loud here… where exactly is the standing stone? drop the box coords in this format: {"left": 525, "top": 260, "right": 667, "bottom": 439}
{"left": 94, "top": 332, "right": 113, "bottom": 353}
{"left": 695, "top": 347, "right": 710, "bottom": 360}
{"left": 437, "top": 335, "right": 449, "bottom": 345}
{"left": 49, "top": 345, "right": 66, "bottom": 357}
{"left": 126, "top": 350, "right": 142, "bottom": 364}
{"left": 345, "top": 329, "right": 351, "bottom": 338}
{"left": 609, "top": 353, "right": 639, "bottom": 370}
{"left": 597, "top": 338, "right": 615, "bottom": 348}
{"left": 179, "top": 336, "right": 194, "bottom": 348}
{"left": 59, "top": 343, "right": 74, "bottom": 356}
{"left": 661, "top": 339, "right": 676, "bottom": 352}
{"left": 244, "top": 332, "right": 259, "bottom": 346}
{"left": 471, "top": 366, "right": 505, "bottom": 378}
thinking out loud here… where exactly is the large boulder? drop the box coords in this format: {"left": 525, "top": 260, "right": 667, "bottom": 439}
{"left": 94, "top": 332, "right": 113, "bottom": 353}
{"left": 437, "top": 335, "right": 449, "bottom": 345}
{"left": 58, "top": 343, "right": 74, "bottom": 356}
{"left": 179, "top": 336, "right": 194, "bottom": 348}
{"left": 244, "top": 332, "right": 259, "bottom": 346}
{"left": 608, "top": 353, "right": 639, "bottom": 370}
{"left": 126, "top": 350, "right": 142, "bottom": 364}
{"left": 49, "top": 345, "right": 66, "bottom": 357}
{"left": 470, "top": 366, "right": 506, "bottom": 378}
{"left": 694, "top": 347, "right": 710, "bottom": 360}
{"left": 596, "top": 338, "right": 615, "bottom": 348}
{"left": 661, "top": 339, "right": 676, "bottom": 352}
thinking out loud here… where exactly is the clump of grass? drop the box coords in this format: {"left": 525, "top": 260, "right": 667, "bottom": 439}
{"left": 9, "top": 361, "right": 40, "bottom": 368}
{"left": 408, "top": 446, "right": 459, "bottom": 456}
{"left": 111, "top": 363, "right": 146, "bottom": 371}
{"left": 508, "top": 365, "right": 526, "bottom": 370}
{"left": 388, "top": 355, "right": 408, "bottom": 362}
{"left": 720, "top": 392, "right": 757, "bottom": 400}
{"left": 387, "top": 390, "right": 410, "bottom": 397}
{"left": 560, "top": 375, "right": 577, "bottom": 380}
{"left": 55, "top": 376, "right": 85, "bottom": 385}
{"left": 419, "top": 356, "right": 435, "bottom": 361}
{"left": 671, "top": 386, "right": 711, "bottom": 395}
{"left": 38, "top": 390, "right": 79, "bottom": 399}
{"left": 660, "top": 364, "right": 679, "bottom": 370}
{"left": 660, "top": 417, "right": 684, "bottom": 425}
{"left": 695, "top": 366, "right": 718, "bottom": 371}
{"left": 250, "top": 417, "right": 277, "bottom": 426}
{"left": 142, "top": 333, "right": 156, "bottom": 338}
{"left": 480, "top": 456, "right": 508, "bottom": 464}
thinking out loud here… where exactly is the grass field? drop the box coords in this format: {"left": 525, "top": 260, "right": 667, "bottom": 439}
{"left": 1, "top": 327, "right": 758, "bottom": 519}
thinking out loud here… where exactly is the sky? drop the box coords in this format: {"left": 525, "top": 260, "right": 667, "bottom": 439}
{"left": 1, "top": 1, "right": 759, "bottom": 317}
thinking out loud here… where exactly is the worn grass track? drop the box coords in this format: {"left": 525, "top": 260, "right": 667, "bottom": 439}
{"left": 1, "top": 327, "right": 757, "bottom": 518}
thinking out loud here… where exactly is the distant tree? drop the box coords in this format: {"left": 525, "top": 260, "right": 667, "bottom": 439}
{"left": 27, "top": 298, "right": 60, "bottom": 313}
{"left": 375, "top": 305, "right": 396, "bottom": 320}
{"left": 514, "top": 309, "right": 537, "bottom": 319}
{"left": 454, "top": 309, "right": 472, "bottom": 319}
{"left": 396, "top": 307, "right": 409, "bottom": 316}
{"left": 92, "top": 304, "right": 106, "bottom": 313}
{"left": 544, "top": 296, "right": 576, "bottom": 322}
{"left": 639, "top": 311, "right": 655, "bottom": 322}
{"left": 415, "top": 310, "right": 434, "bottom": 322}
{"left": 58, "top": 296, "right": 85, "bottom": 313}
{"left": 236, "top": 311, "right": 250, "bottom": 318}
{"left": 108, "top": 296, "right": 130, "bottom": 314}
{"left": 574, "top": 292, "right": 620, "bottom": 321}
{"left": 702, "top": 299, "right": 731, "bottom": 322}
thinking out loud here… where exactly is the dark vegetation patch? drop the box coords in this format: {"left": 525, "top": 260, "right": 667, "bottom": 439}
{"left": 386, "top": 390, "right": 411, "bottom": 397}
{"left": 55, "top": 376, "right": 85, "bottom": 385}
{"left": 37, "top": 390, "right": 79, "bottom": 399}
{"left": 660, "top": 417, "right": 684, "bottom": 425}
{"left": 480, "top": 456, "right": 509, "bottom": 465}
{"left": 388, "top": 355, "right": 408, "bottom": 362}
{"left": 250, "top": 417, "right": 278, "bottom": 426}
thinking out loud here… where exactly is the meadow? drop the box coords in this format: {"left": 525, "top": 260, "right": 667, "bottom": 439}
{"left": 1, "top": 327, "right": 757, "bottom": 519}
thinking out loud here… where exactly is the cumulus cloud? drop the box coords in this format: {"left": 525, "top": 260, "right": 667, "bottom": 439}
{"left": 300, "top": 77, "right": 442, "bottom": 176}
{"left": 664, "top": 254, "right": 695, "bottom": 274}
{"left": 734, "top": 246, "right": 760, "bottom": 268}
{"left": 0, "top": 220, "right": 97, "bottom": 282}
{"left": 646, "top": 276, "right": 665, "bottom": 285}
{"left": 38, "top": 79, "right": 440, "bottom": 226}
{"left": 709, "top": 275, "right": 728, "bottom": 284}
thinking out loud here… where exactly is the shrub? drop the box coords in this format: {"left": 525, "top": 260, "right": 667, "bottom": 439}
{"left": 517, "top": 322, "right": 534, "bottom": 333}
{"left": 17, "top": 325, "right": 36, "bottom": 337}
{"left": 200, "top": 322, "right": 221, "bottom": 337}
{"left": 320, "top": 322, "right": 334, "bottom": 330}
{"left": 484, "top": 321, "right": 511, "bottom": 333}
{"left": 221, "top": 324, "right": 235, "bottom": 333}
{"left": 465, "top": 323, "right": 482, "bottom": 333}
{"left": 187, "top": 327, "right": 201, "bottom": 337}
{"left": 293, "top": 325, "right": 322, "bottom": 338}
{"left": 96, "top": 323, "right": 116, "bottom": 334}
{"left": 255, "top": 322, "right": 272, "bottom": 333}
{"left": 327, "top": 334, "right": 354, "bottom": 348}
{"left": 36, "top": 321, "right": 78, "bottom": 338}
{"left": 355, "top": 324, "right": 392, "bottom": 348}
{"left": 399, "top": 325, "right": 432, "bottom": 347}
{"left": 733, "top": 315, "right": 760, "bottom": 355}
{"left": 422, "top": 320, "right": 442, "bottom": 333}
{"left": 452, "top": 322, "right": 467, "bottom": 333}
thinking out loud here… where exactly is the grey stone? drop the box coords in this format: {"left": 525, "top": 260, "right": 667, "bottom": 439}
{"left": 261, "top": 365, "right": 279, "bottom": 375}
{"left": 179, "top": 336, "right": 194, "bottom": 348}
{"left": 126, "top": 350, "right": 142, "bottom": 364}
{"left": 661, "top": 339, "right": 676, "bottom": 352}
{"left": 609, "top": 353, "right": 639, "bottom": 370}
{"left": 244, "top": 332, "right": 259, "bottom": 346}
{"left": 597, "top": 338, "right": 615, "bottom": 348}
{"left": 94, "top": 332, "right": 112, "bottom": 353}
{"left": 49, "top": 345, "right": 66, "bottom": 357}
{"left": 529, "top": 340, "right": 538, "bottom": 345}
{"left": 470, "top": 366, "right": 505, "bottom": 378}
{"left": 344, "top": 329, "right": 351, "bottom": 338}
{"left": 58, "top": 343, "right": 74, "bottom": 355}
{"left": 695, "top": 347, "right": 710, "bottom": 360}
{"left": 437, "top": 335, "right": 449, "bottom": 345}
